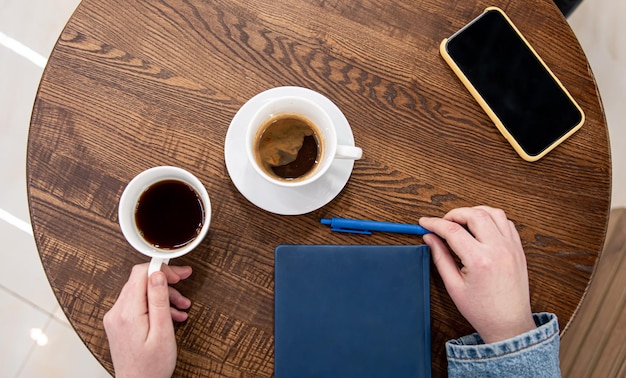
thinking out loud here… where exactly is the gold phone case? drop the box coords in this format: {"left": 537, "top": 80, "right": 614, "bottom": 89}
{"left": 440, "top": 7, "right": 584, "bottom": 162}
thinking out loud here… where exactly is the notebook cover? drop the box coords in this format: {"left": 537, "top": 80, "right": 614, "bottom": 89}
{"left": 274, "top": 245, "right": 431, "bottom": 378}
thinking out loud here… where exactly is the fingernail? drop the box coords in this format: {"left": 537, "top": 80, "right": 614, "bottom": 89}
{"left": 150, "top": 272, "right": 166, "bottom": 287}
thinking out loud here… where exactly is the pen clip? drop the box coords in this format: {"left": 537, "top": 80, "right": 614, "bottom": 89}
{"left": 331, "top": 227, "right": 373, "bottom": 235}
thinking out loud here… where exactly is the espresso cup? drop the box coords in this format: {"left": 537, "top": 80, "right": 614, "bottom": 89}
{"left": 246, "top": 95, "right": 362, "bottom": 187}
{"left": 118, "top": 166, "right": 211, "bottom": 276}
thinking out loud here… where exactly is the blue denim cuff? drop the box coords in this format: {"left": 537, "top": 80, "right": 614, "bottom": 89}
{"left": 446, "top": 313, "right": 561, "bottom": 378}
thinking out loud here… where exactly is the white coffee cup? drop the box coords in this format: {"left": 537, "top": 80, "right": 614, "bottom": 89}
{"left": 246, "top": 95, "right": 362, "bottom": 187}
{"left": 118, "top": 166, "right": 211, "bottom": 276}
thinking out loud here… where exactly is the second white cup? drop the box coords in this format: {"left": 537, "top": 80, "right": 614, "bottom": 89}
{"left": 246, "top": 95, "right": 362, "bottom": 187}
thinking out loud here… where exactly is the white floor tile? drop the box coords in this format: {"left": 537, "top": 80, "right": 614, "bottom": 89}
{"left": 0, "top": 0, "right": 82, "bottom": 58}
{"left": 0, "top": 288, "right": 50, "bottom": 377}
{"left": 0, "top": 222, "right": 59, "bottom": 314}
{"left": 0, "top": 48, "right": 42, "bottom": 221}
{"left": 52, "top": 305, "right": 71, "bottom": 325}
{"left": 18, "top": 316, "right": 112, "bottom": 378}
{"left": 569, "top": 0, "right": 626, "bottom": 208}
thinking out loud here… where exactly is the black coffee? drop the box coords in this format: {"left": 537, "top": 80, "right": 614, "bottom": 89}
{"left": 135, "top": 180, "right": 204, "bottom": 250}
{"left": 255, "top": 114, "right": 322, "bottom": 181}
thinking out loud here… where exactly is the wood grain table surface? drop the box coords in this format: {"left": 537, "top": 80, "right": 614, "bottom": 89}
{"left": 27, "top": 0, "right": 611, "bottom": 376}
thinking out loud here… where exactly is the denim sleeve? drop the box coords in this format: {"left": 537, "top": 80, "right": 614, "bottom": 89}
{"left": 446, "top": 312, "right": 561, "bottom": 378}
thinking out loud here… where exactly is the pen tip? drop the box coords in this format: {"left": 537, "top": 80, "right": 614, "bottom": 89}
{"left": 320, "top": 218, "right": 331, "bottom": 225}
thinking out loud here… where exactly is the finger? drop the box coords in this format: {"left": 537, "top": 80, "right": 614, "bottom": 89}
{"left": 508, "top": 220, "right": 523, "bottom": 246}
{"left": 422, "top": 233, "right": 464, "bottom": 292}
{"left": 115, "top": 264, "right": 150, "bottom": 316}
{"left": 420, "top": 216, "right": 479, "bottom": 260}
{"left": 471, "top": 206, "right": 525, "bottom": 252}
{"left": 444, "top": 207, "right": 502, "bottom": 243}
{"left": 507, "top": 220, "right": 526, "bottom": 258}
{"left": 170, "top": 307, "right": 189, "bottom": 322}
{"left": 146, "top": 271, "right": 175, "bottom": 342}
{"left": 162, "top": 265, "right": 193, "bottom": 284}
{"left": 169, "top": 286, "right": 192, "bottom": 310}
{"left": 171, "top": 265, "right": 193, "bottom": 280}
{"left": 473, "top": 206, "right": 512, "bottom": 237}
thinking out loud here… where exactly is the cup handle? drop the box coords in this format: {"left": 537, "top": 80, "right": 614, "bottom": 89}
{"left": 335, "top": 145, "right": 363, "bottom": 160}
{"left": 148, "top": 257, "right": 171, "bottom": 276}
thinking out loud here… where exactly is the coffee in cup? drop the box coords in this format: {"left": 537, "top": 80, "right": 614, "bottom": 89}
{"left": 255, "top": 113, "right": 322, "bottom": 182}
{"left": 119, "top": 166, "right": 211, "bottom": 275}
{"left": 135, "top": 179, "right": 204, "bottom": 249}
{"left": 246, "top": 95, "right": 362, "bottom": 187}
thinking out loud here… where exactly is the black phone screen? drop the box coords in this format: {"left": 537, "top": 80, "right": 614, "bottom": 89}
{"left": 445, "top": 9, "right": 583, "bottom": 157}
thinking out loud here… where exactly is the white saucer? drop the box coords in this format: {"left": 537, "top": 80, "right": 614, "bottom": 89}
{"left": 224, "top": 86, "right": 356, "bottom": 215}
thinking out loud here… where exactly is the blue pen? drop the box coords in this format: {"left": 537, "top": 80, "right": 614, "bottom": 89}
{"left": 320, "top": 217, "right": 432, "bottom": 235}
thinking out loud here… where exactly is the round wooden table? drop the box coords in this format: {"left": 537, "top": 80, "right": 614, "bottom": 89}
{"left": 27, "top": 0, "right": 611, "bottom": 376}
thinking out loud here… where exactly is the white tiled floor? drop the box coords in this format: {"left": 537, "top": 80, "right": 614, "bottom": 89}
{"left": 0, "top": 0, "right": 624, "bottom": 376}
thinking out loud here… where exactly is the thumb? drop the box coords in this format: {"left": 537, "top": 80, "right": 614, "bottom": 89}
{"left": 423, "top": 233, "right": 463, "bottom": 291}
{"left": 147, "top": 271, "right": 175, "bottom": 341}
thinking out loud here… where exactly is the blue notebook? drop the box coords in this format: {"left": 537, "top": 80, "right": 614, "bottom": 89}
{"left": 274, "top": 245, "right": 431, "bottom": 378}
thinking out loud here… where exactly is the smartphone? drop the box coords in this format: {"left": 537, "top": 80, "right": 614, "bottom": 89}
{"left": 440, "top": 7, "right": 584, "bottom": 161}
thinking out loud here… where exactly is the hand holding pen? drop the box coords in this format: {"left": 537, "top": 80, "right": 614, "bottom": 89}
{"left": 323, "top": 207, "right": 537, "bottom": 344}
{"left": 419, "top": 206, "right": 536, "bottom": 343}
